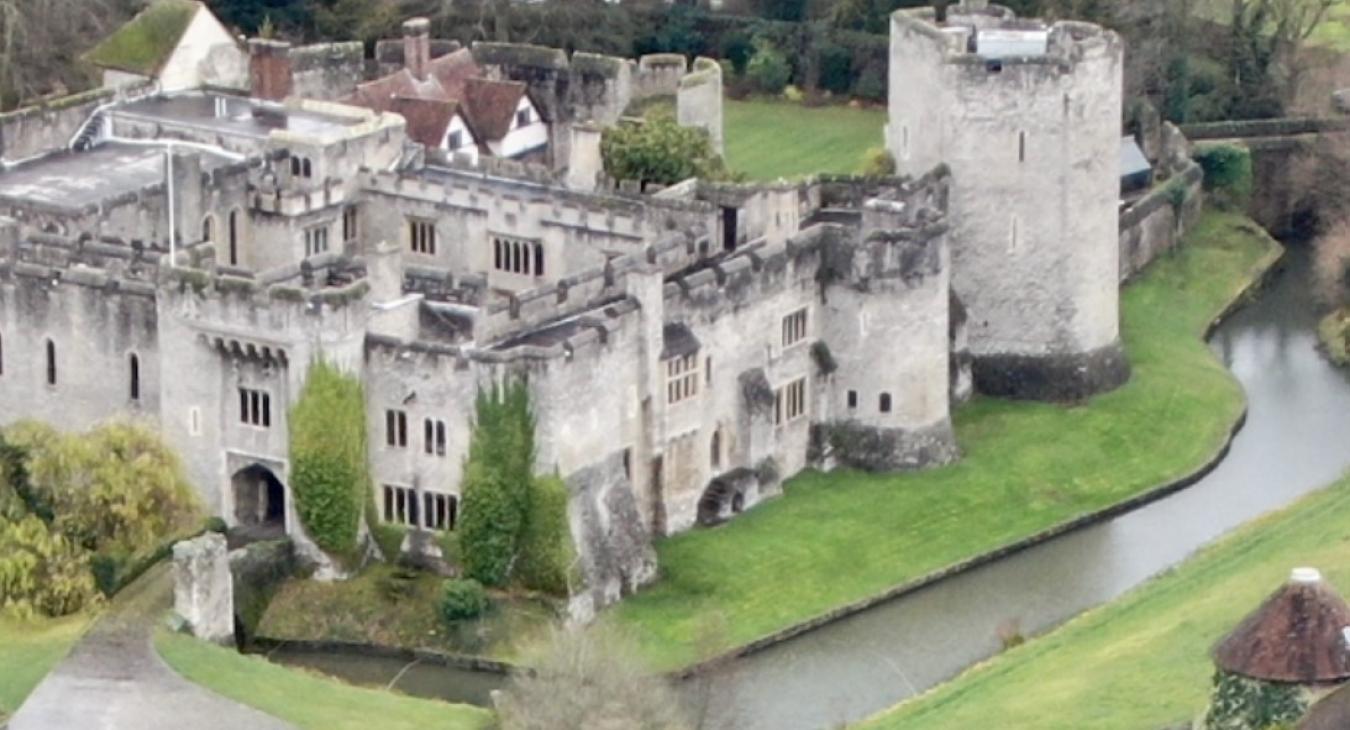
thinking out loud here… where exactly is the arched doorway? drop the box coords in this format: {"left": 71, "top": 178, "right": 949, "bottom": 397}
{"left": 232, "top": 464, "right": 286, "bottom": 533}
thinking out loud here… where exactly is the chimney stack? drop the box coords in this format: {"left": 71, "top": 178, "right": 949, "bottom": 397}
{"left": 566, "top": 123, "right": 604, "bottom": 193}
{"left": 403, "top": 18, "right": 431, "bottom": 81}
{"left": 249, "top": 39, "right": 293, "bottom": 102}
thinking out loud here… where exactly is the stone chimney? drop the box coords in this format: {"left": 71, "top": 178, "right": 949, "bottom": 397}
{"left": 249, "top": 39, "right": 293, "bottom": 102}
{"left": 566, "top": 123, "right": 604, "bottom": 192}
{"left": 403, "top": 18, "right": 431, "bottom": 81}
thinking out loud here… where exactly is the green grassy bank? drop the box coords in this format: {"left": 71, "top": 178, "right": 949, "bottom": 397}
{"left": 861, "top": 472, "right": 1350, "bottom": 730}
{"left": 0, "top": 613, "right": 91, "bottom": 722}
{"left": 609, "top": 211, "right": 1283, "bottom": 671}
{"left": 156, "top": 630, "right": 494, "bottom": 730}
{"left": 723, "top": 99, "right": 884, "bottom": 180}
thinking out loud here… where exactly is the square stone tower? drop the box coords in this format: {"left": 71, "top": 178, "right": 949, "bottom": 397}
{"left": 887, "top": 2, "right": 1129, "bottom": 400}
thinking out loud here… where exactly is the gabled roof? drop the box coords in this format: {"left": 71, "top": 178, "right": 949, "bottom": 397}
{"left": 462, "top": 78, "right": 530, "bottom": 142}
{"left": 84, "top": 0, "right": 201, "bottom": 76}
{"left": 1212, "top": 568, "right": 1350, "bottom": 684}
{"left": 388, "top": 97, "right": 472, "bottom": 149}
{"left": 346, "top": 70, "right": 444, "bottom": 114}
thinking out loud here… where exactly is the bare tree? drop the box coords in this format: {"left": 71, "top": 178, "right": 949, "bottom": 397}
{"left": 496, "top": 625, "right": 694, "bottom": 730}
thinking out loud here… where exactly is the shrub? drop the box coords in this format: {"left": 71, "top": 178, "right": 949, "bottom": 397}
{"left": 459, "top": 463, "right": 524, "bottom": 586}
{"left": 745, "top": 37, "right": 791, "bottom": 94}
{"left": 859, "top": 147, "right": 896, "bottom": 177}
{"left": 782, "top": 84, "right": 804, "bottom": 103}
{"left": 515, "top": 475, "right": 575, "bottom": 596}
{"left": 601, "top": 109, "right": 726, "bottom": 187}
{"left": 0, "top": 515, "right": 100, "bottom": 618}
{"left": 21, "top": 421, "right": 200, "bottom": 557}
{"left": 852, "top": 61, "right": 886, "bottom": 102}
{"left": 1195, "top": 143, "right": 1253, "bottom": 208}
{"left": 817, "top": 42, "right": 854, "bottom": 94}
{"left": 289, "top": 361, "right": 369, "bottom": 561}
{"left": 440, "top": 578, "right": 489, "bottom": 622}
{"left": 497, "top": 626, "right": 692, "bottom": 730}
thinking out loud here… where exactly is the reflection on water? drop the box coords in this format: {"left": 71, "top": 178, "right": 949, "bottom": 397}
{"left": 259, "top": 647, "right": 504, "bottom": 707}
{"left": 262, "top": 247, "right": 1350, "bottom": 730}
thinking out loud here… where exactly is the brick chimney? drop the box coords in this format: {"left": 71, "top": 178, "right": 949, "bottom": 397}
{"left": 249, "top": 39, "right": 293, "bottom": 102}
{"left": 403, "top": 18, "right": 431, "bottom": 81}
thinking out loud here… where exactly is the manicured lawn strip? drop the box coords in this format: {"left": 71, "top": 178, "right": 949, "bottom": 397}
{"left": 0, "top": 613, "right": 91, "bottom": 719}
{"left": 155, "top": 630, "right": 494, "bottom": 730}
{"left": 862, "top": 472, "right": 1350, "bottom": 730}
{"left": 257, "top": 563, "right": 553, "bottom": 663}
{"left": 609, "top": 211, "right": 1282, "bottom": 671}
{"left": 723, "top": 99, "right": 884, "bottom": 180}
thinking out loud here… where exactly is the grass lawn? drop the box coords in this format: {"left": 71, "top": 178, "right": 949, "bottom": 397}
{"left": 608, "top": 210, "right": 1283, "bottom": 672}
{"left": 723, "top": 99, "right": 885, "bottom": 181}
{"left": 861, "top": 471, "right": 1350, "bottom": 730}
{"left": 257, "top": 563, "right": 555, "bottom": 663}
{"left": 156, "top": 630, "right": 494, "bottom": 730}
{"left": 0, "top": 613, "right": 91, "bottom": 722}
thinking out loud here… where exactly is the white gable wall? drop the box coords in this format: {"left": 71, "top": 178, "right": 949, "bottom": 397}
{"left": 498, "top": 96, "right": 548, "bottom": 159}
{"left": 442, "top": 114, "right": 480, "bottom": 164}
{"left": 158, "top": 6, "right": 247, "bottom": 92}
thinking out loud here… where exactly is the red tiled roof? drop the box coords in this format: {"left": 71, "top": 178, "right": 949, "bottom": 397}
{"left": 462, "top": 78, "right": 528, "bottom": 142}
{"left": 1213, "top": 569, "right": 1350, "bottom": 684}
{"left": 387, "top": 97, "right": 464, "bottom": 148}
{"left": 346, "top": 46, "right": 535, "bottom": 145}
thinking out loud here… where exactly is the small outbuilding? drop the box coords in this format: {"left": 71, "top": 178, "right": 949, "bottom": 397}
{"left": 1120, "top": 136, "right": 1153, "bottom": 196}
{"left": 1200, "top": 568, "right": 1350, "bottom": 730}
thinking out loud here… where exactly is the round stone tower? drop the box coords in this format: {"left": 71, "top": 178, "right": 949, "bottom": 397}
{"left": 887, "top": 2, "right": 1128, "bottom": 400}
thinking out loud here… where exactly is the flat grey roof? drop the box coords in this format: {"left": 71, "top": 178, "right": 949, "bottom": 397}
{"left": 115, "top": 94, "right": 362, "bottom": 140}
{"left": 0, "top": 141, "right": 233, "bottom": 210}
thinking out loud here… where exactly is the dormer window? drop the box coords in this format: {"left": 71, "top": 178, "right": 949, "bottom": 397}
{"left": 515, "top": 107, "right": 532, "bottom": 127}
{"left": 448, "top": 130, "right": 464, "bottom": 149}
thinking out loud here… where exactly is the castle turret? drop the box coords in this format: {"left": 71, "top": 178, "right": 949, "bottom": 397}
{"left": 888, "top": 4, "right": 1129, "bottom": 400}
{"left": 817, "top": 179, "right": 958, "bottom": 471}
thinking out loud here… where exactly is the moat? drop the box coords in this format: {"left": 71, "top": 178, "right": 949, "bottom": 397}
{"left": 259, "top": 243, "right": 1350, "bottom": 730}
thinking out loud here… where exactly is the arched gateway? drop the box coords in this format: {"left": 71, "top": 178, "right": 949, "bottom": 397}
{"left": 232, "top": 464, "right": 286, "bottom": 533}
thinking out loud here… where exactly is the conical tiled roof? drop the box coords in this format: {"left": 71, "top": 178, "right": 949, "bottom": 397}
{"left": 1213, "top": 568, "right": 1350, "bottom": 683}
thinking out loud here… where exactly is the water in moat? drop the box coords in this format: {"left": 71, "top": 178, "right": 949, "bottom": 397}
{"left": 264, "top": 244, "right": 1350, "bottom": 730}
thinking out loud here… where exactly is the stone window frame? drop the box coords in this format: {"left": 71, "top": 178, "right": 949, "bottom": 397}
{"left": 44, "top": 338, "right": 56, "bottom": 387}
{"left": 423, "top": 417, "right": 447, "bottom": 457}
{"left": 666, "top": 353, "right": 699, "bottom": 405}
{"left": 239, "top": 387, "right": 271, "bottom": 428}
{"left": 201, "top": 213, "right": 216, "bottom": 244}
{"left": 303, "top": 221, "right": 330, "bottom": 258}
{"left": 342, "top": 205, "right": 359, "bottom": 245}
{"left": 382, "top": 483, "right": 419, "bottom": 527}
{"left": 491, "top": 234, "right": 544, "bottom": 277}
{"left": 409, "top": 217, "right": 437, "bottom": 256}
{"left": 423, "top": 491, "right": 456, "bottom": 531}
{"left": 128, "top": 352, "right": 141, "bottom": 403}
{"left": 774, "top": 377, "right": 807, "bottom": 426}
{"left": 385, "top": 408, "right": 408, "bottom": 448}
{"left": 781, "top": 307, "right": 809, "bottom": 350}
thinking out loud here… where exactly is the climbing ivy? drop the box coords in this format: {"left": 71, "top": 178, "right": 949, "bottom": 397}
{"left": 290, "top": 360, "right": 369, "bottom": 561}
{"left": 458, "top": 381, "right": 574, "bottom": 594}
{"left": 1195, "top": 144, "right": 1253, "bottom": 208}
{"left": 1202, "top": 670, "right": 1308, "bottom": 730}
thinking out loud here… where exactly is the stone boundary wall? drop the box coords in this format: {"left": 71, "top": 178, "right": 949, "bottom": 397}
{"left": 0, "top": 82, "right": 154, "bottom": 164}
{"left": 248, "top": 636, "right": 519, "bottom": 675}
{"left": 1118, "top": 162, "right": 1205, "bottom": 282}
{"left": 673, "top": 241, "right": 1286, "bottom": 679}
{"left": 1180, "top": 117, "right": 1350, "bottom": 141}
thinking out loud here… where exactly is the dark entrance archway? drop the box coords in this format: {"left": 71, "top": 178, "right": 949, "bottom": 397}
{"left": 232, "top": 464, "right": 286, "bottom": 532}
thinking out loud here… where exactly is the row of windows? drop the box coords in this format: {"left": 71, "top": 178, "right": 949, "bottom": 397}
{"left": 847, "top": 389, "right": 895, "bottom": 414}
{"left": 0, "top": 335, "right": 143, "bottom": 400}
{"left": 385, "top": 409, "right": 450, "bottom": 458}
{"left": 493, "top": 236, "right": 544, "bottom": 277}
{"left": 289, "top": 155, "right": 314, "bottom": 179}
{"left": 774, "top": 378, "right": 807, "bottom": 425}
{"left": 382, "top": 484, "right": 457, "bottom": 531}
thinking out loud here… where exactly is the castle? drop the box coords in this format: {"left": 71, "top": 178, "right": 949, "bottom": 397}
{"left": 0, "top": 2, "right": 1146, "bottom": 617}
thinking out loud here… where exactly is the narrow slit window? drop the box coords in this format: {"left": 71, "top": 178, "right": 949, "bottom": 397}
{"left": 1018, "top": 131, "right": 1026, "bottom": 163}
{"left": 129, "top": 354, "right": 140, "bottom": 401}
{"left": 45, "top": 339, "right": 56, "bottom": 386}
{"left": 880, "top": 392, "right": 892, "bottom": 413}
